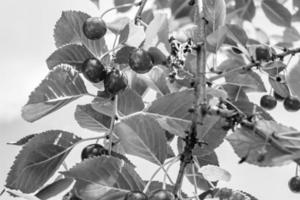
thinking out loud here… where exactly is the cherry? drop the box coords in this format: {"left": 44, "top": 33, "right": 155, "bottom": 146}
{"left": 82, "top": 17, "right": 107, "bottom": 40}
{"left": 273, "top": 91, "right": 285, "bottom": 102}
{"left": 288, "top": 176, "right": 300, "bottom": 193}
{"left": 149, "top": 190, "right": 175, "bottom": 200}
{"left": 283, "top": 96, "right": 300, "bottom": 112}
{"left": 81, "top": 143, "right": 108, "bottom": 160}
{"left": 104, "top": 68, "right": 127, "bottom": 95}
{"left": 255, "top": 45, "right": 272, "bottom": 61}
{"left": 124, "top": 191, "right": 148, "bottom": 200}
{"left": 82, "top": 58, "right": 106, "bottom": 83}
{"left": 129, "top": 48, "right": 154, "bottom": 74}
{"left": 260, "top": 95, "right": 277, "bottom": 110}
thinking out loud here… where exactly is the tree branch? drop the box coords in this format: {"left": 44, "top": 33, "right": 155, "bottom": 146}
{"left": 208, "top": 47, "right": 300, "bottom": 82}
{"left": 173, "top": 0, "right": 207, "bottom": 196}
{"left": 135, "top": 0, "right": 148, "bottom": 25}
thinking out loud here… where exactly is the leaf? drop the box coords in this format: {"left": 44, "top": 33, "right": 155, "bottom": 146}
{"left": 283, "top": 27, "right": 300, "bottom": 43}
{"left": 107, "top": 17, "right": 130, "bottom": 34}
{"left": 262, "top": 0, "right": 292, "bottom": 27}
{"left": 206, "top": 26, "right": 228, "bottom": 52}
{"left": 225, "top": 24, "right": 248, "bottom": 47}
{"left": 118, "top": 88, "right": 145, "bottom": 115}
{"left": 46, "top": 44, "right": 93, "bottom": 70}
{"left": 114, "top": 113, "right": 168, "bottom": 165}
{"left": 147, "top": 89, "right": 194, "bottom": 120}
{"left": 54, "top": 11, "right": 109, "bottom": 59}
{"left": 225, "top": 70, "right": 266, "bottom": 93}
{"left": 155, "top": 117, "right": 190, "bottom": 138}
{"left": 35, "top": 177, "right": 73, "bottom": 200}
{"left": 143, "top": 13, "right": 170, "bottom": 55}
{"left": 74, "top": 104, "right": 111, "bottom": 133}
{"left": 185, "top": 152, "right": 219, "bottom": 191}
{"left": 255, "top": 27, "right": 270, "bottom": 44}
{"left": 287, "top": 59, "right": 300, "bottom": 99}
{"left": 22, "top": 65, "right": 88, "bottom": 122}
{"left": 262, "top": 61, "right": 286, "bottom": 77}
{"left": 63, "top": 157, "right": 144, "bottom": 200}
{"left": 268, "top": 76, "right": 290, "bottom": 98}
{"left": 204, "top": 188, "right": 255, "bottom": 200}
{"left": 89, "top": 0, "right": 99, "bottom": 9}
{"left": 226, "top": 124, "right": 288, "bottom": 167}
{"left": 232, "top": 101, "right": 274, "bottom": 121}
{"left": 6, "top": 130, "right": 81, "bottom": 193}
{"left": 141, "top": 9, "right": 154, "bottom": 25}
{"left": 203, "top": 0, "right": 226, "bottom": 29}
{"left": 198, "top": 165, "right": 231, "bottom": 182}
{"left": 221, "top": 84, "right": 249, "bottom": 102}
{"left": 113, "top": 0, "right": 135, "bottom": 13}
{"left": 235, "top": 0, "right": 256, "bottom": 21}
{"left": 7, "top": 134, "right": 37, "bottom": 146}
{"left": 119, "top": 21, "right": 145, "bottom": 47}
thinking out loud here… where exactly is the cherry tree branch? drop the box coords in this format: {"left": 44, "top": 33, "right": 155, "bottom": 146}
{"left": 173, "top": 0, "right": 207, "bottom": 196}
{"left": 208, "top": 47, "right": 300, "bottom": 82}
{"left": 135, "top": 0, "right": 148, "bottom": 25}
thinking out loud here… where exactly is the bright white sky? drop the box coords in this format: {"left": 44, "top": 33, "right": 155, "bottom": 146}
{"left": 0, "top": 0, "right": 300, "bottom": 200}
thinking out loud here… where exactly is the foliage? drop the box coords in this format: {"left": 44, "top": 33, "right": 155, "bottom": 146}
{"left": 3, "top": 0, "right": 300, "bottom": 199}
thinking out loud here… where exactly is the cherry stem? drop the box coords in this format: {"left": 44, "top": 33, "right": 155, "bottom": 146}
{"left": 173, "top": 0, "right": 207, "bottom": 196}
{"left": 191, "top": 163, "right": 200, "bottom": 200}
{"left": 296, "top": 164, "right": 299, "bottom": 176}
{"left": 142, "top": 157, "right": 179, "bottom": 194}
{"left": 100, "top": 2, "right": 141, "bottom": 19}
{"left": 108, "top": 95, "right": 118, "bottom": 155}
{"left": 208, "top": 47, "right": 300, "bottom": 82}
{"left": 134, "top": 0, "right": 148, "bottom": 25}
{"left": 163, "top": 156, "right": 180, "bottom": 189}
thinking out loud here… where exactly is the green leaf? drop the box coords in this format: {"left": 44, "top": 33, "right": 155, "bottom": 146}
{"left": 235, "top": 0, "right": 256, "bottom": 21}
{"left": 6, "top": 130, "right": 81, "bottom": 193}
{"left": 143, "top": 13, "right": 170, "bottom": 55}
{"left": 206, "top": 26, "right": 228, "bottom": 52}
{"left": 22, "top": 65, "right": 88, "bottom": 122}
{"left": 185, "top": 152, "right": 219, "bottom": 191}
{"left": 119, "top": 21, "right": 145, "bottom": 47}
{"left": 155, "top": 117, "right": 190, "bottom": 138}
{"left": 63, "top": 157, "right": 144, "bottom": 200}
{"left": 74, "top": 104, "right": 111, "bottom": 133}
{"left": 118, "top": 88, "right": 145, "bottom": 115}
{"left": 287, "top": 59, "right": 300, "bottom": 99}
{"left": 206, "top": 188, "right": 256, "bottom": 200}
{"left": 221, "top": 84, "right": 249, "bottom": 102}
{"left": 7, "top": 134, "right": 37, "bottom": 146}
{"left": 203, "top": 0, "right": 226, "bottom": 29}
{"left": 113, "top": 0, "right": 135, "bottom": 12}
{"left": 114, "top": 113, "right": 168, "bottom": 165}
{"left": 35, "top": 177, "right": 73, "bottom": 200}
{"left": 46, "top": 44, "right": 93, "bottom": 70}
{"left": 262, "top": 0, "right": 292, "bottom": 27}
{"left": 54, "top": 11, "right": 109, "bottom": 59}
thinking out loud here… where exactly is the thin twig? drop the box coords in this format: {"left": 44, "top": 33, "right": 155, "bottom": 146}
{"left": 108, "top": 96, "right": 118, "bottom": 155}
{"left": 100, "top": 2, "right": 141, "bottom": 19}
{"left": 134, "top": 0, "right": 148, "bottom": 25}
{"left": 208, "top": 47, "right": 300, "bottom": 82}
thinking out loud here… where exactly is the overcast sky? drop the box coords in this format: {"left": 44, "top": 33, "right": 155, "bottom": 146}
{"left": 1, "top": 0, "right": 300, "bottom": 200}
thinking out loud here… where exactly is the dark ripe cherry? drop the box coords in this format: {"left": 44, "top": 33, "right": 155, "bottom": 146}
{"left": 124, "top": 191, "right": 148, "bottom": 200}
{"left": 255, "top": 46, "right": 271, "bottom": 61}
{"left": 149, "top": 190, "right": 175, "bottom": 200}
{"left": 104, "top": 68, "right": 128, "bottom": 95}
{"left": 260, "top": 95, "right": 277, "bottom": 110}
{"left": 288, "top": 176, "right": 300, "bottom": 193}
{"left": 82, "top": 58, "right": 106, "bottom": 83}
{"left": 129, "top": 48, "right": 154, "bottom": 74}
{"left": 283, "top": 96, "right": 300, "bottom": 112}
{"left": 273, "top": 91, "right": 285, "bottom": 102}
{"left": 81, "top": 143, "right": 108, "bottom": 160}
{"left": 83, "top": 17, "right": 107, "bottom": 40}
